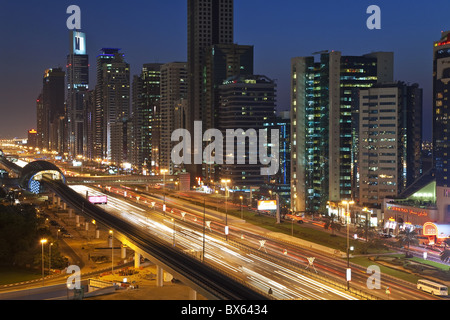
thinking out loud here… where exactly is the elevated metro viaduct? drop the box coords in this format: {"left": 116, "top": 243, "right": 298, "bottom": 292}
{"left": 0, "top": 157, "right": 268, "bottom": 300}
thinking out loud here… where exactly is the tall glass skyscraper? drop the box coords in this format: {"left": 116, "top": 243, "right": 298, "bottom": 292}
{"left": 67, "top": 30, "right": 89, "bottom": 157}
{"left": 187, "top": 0, "right": 234, "bottom": 179}
{"left": 290, "top": 51, "right": 393, "bottom": 214}
{"left": 433, "top": 31, "right": 450, "bottom": 188}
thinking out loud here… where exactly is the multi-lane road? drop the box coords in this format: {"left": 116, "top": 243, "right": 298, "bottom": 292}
{"left": 70, "top": 184, "right": 444, "bottom": 300}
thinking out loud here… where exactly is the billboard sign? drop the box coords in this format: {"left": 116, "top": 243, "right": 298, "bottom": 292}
{"left": 88, "top": 195, "right": 107, "bottom": 205}
{"left": 258, "top": 200, "right": 277, "bottom": 211}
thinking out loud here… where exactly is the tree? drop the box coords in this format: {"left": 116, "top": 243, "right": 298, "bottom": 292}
{"left": 440, "top": 250, "right": 450, "bottom": 263}
{"left": 397, "top": 229, "right": 419, "bottom": 258}
{"left": 324, "top": 213, "right": 341, "bottom": 236}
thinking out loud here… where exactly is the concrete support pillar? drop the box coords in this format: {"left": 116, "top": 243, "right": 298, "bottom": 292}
{"left": 85, "top": 221, "right": 89, "bottom": 231}
{"left": 62, "top": 202, "right": 67, "bottom": 210}
{"left": 57, "top": 197, "right": 61, "bottom": 207}
{"left": 75, "top": 215, "right": 80, "bottom": 227}
{"left": 68, "top": 208, "right": 73, "bottom": 218}
{"left": 189, "top": 288, "right": 198, "bottom": 300}
{"left": 156, "top": 265, "right": 163, "bottom": 287}
{"left": 95, "top": 228, "right": 100, "bottom": 239}
{"left": 134, "top": 252, "right": 141, "bottom": 269}
{"left": 121, "top": 245, "right": 127, "bottom": 259}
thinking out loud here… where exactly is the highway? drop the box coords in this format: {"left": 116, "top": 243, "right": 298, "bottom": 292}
{"left": 43, "top": 179, "right": 269, "bottom": 300}
{"left": 68, "top": 184, "right": 361, "bottom": 300}
{"left": 101, "top": 185, "right": 444, "bottom": 301}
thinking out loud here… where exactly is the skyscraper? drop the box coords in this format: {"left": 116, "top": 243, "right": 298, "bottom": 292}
{"left": 40, "top": 68, "right": 66, "bottom": 153}
{"left": 131, "top": 63, "right": 163, "bottom": 173}
{"left": 433, "top": 31, "right": 450, "bottom": 188}
{"left": 187, "top": 0, "right": 234, "bottom": 178}
{"left": 160, "top": 62, "right": 188, "bottom": 175}
{"left": 356, "top": 82, "right": 423, "bottom": 207}
{"left": 95, "top": 48, "right": 130, "bottom": 162}
{"left": 67, "top": 30, "right": 89, "bottom": 157}
{"left": 203, "top": 43, "right": 254, "bottom": 182}
{"left": 290, "top": 51, "right": 394, "bottom": 214}
{"left": 218, "top": 74, "right": 277, "bottom": 189}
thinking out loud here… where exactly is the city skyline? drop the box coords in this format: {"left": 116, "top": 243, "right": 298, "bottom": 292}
{"left": 1, "top": 1, "right": 450, "bottom": 139}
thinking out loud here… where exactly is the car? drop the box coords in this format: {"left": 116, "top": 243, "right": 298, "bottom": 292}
{"left": 62, "top": 233, "right": 73, "bottom": 238}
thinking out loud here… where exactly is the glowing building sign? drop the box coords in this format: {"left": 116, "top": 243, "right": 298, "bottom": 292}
{"left": 72, "top": 31, "right": 86, "bottom": 55}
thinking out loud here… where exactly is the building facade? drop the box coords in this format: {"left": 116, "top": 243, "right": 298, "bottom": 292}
{"left": 131, "top": 63, "right": 163, "bottom": 173}
{"left": 40, "top": 68, "right": 66, "bottom": 154}
{"left": 290, "top": 51, "right": 394, "bottom": 214}
{"left": 160, "top": 62, "right": 188, "bottom": 175}
{"left": 187, "top": 0, "right": 234, "bottom": 179}
{"left": 66, "top": 30, "right": 89, "bottom": 158}
{"left": 218, "top": 74, "right": 277, "bottom": 189}
{"left": 356, "top": 82, "right": 423, "bottom": 207}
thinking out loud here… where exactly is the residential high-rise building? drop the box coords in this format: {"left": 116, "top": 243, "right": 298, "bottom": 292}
{"left": 36, "top": 94, "right": 44, "bottom": 149}
{"left": 95, "top": 48, "right": 130, "bottom": 162}
{"left": 27, "top": 129, "right": 38, "bottom": 149}
{"left": 41, "top": 68, "right": 66, "bottom": 153}
{"left": 218, "top": 74, "right": 277, "bottom": 189}
{"left": 66, "top": 30, "right": 89, "bottom": 158}
{"left": 433, "top": 31, "right": 450, "bottom": 188}
{"left": 356, "top": 82, "right": 423, "bottom": 207}
{"left": 160, "top": 62, "right": 188, "bottom": 174}
{"left": 203, "top": 43, "right": 254, "bottom": 182}
{"left": 290, "top": 51, "right": 394, "bottom": 214}
{"left": 187, "top": 0, "right": 234, "bottom": 179}
{"left": 131, "top": 63, "right": 163, "bottom": 173}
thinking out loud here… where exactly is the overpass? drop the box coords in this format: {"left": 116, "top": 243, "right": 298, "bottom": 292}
{"left": 0, "top": 156, "right": 269, "bottom": 300}
{"left": 65, "top": 174, "right": 175, "bottom": 186}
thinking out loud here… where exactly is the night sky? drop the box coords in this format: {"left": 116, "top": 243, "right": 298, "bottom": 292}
{"left": 0, "top": 0, "right": 449, "bottom": 140}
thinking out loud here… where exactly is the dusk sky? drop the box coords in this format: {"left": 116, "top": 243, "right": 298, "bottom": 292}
{"left": 1, "top": 0, "right": 449, "bottom": 140}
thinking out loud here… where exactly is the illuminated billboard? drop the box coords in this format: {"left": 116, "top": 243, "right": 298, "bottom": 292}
{"left": 71, "top": 31, "right": 86, "bottom": 55}
{"left": 258, "top": 200, "right": 277, "bottom": 211}
{"left": 88, "top": 196, "right": 108, "bottom": 205}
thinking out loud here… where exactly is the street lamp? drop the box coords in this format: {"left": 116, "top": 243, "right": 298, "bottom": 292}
{"left": 49, "top": 242, "right": 53, "bottom": 276}
{"left": 239, "top": 196, "right": 243, "bottom": 220}
{"left": 221, "top": 179, "right": 231, "bottom": 240}
{"left": 161, "top": 169, "right": 168, "bottom": 213}
{"left": 341, "top": 200, "right": 354, "bottom": 290}
{"left": 109, "top": 230, "right": 114, "bottom": 275}
{"left": 40, "top": 239, "right": 47, "bottom": 286}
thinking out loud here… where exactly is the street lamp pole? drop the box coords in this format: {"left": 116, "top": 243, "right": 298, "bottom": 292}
{"left": 109, "top": 230, "right": 114, "bottom": 275}
{"left": 203, "top": 198, "right": 206, "bottom": 262}
{"left": 221, "top": 179, "right": 231, "bottom": 240}
{"left": 40, "top": 239, "right": 47, "bottom": 286}
{"left": 341, "top": 200, "right": 354, "bottom": 290}
{"left": 161, "top": 169, "right": 168, "bottom": 214}
{"left": 240, "top": 196, "right": 243, "bottom": 220}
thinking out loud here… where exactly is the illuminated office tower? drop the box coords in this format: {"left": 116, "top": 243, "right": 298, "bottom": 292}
{"left": 131, "top": 63, "right": 163, "bottom": 173}
{"left": 36, "top": 94, "right": 44, "bottom": 149}
{"left": 290, "top": 51, "right": 393, "bottom": 214}
{"left": 357, "top": 82, "right": 422, "bottom": 208}
{"left": 160, "top": 62, "right": 188, "bottom": 175}
{"left": 66, "top": 30, "right": 89, "bottom": 158}
{"left": 433, "top": 31, "right": 450, "bottom": 189}
{"left": 202, "top": 43, "right": 254, "bottom": 182}
{"left": 218, "top": 75, "right": 277, "bottom": 189}
{"left": 95, "top": 48, "right": 130, "bottom": 161}
{"left": 41, "top": 68, "right": 66, "bottom": 153}
{"left": 187, "top": 0, "right": 234, "bottom": 178}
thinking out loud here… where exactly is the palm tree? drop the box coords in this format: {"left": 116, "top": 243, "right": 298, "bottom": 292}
{"left": 397, "top": 229, "right": 418, "bottom": 258}
{"left": 440, "top": 250, "right": 450, "bottom": 263}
